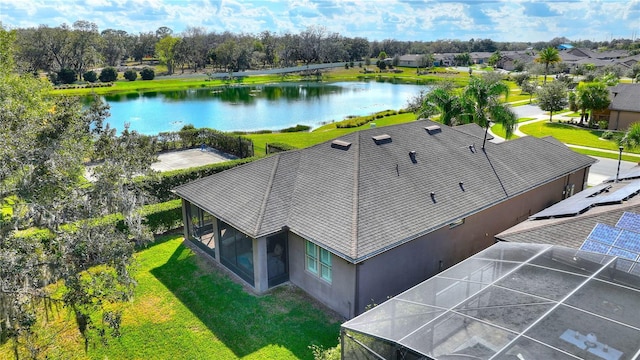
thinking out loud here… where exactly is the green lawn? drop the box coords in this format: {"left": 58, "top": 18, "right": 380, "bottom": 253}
{"left": 518, "top": 121, "right": 635, "bottom": 152}
{"left": 0, "top": 234, "right": 341, "bottom": 360}
{"left": 246, "top": 112, "right": 417, "bottom": 156}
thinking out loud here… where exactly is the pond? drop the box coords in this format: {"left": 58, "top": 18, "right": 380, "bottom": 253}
{"left": 99, "top": 81, "right": 425, "bottom": 134}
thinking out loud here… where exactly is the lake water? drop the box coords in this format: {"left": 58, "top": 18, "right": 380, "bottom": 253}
{"left": 101, "top": 81, "right": 424, "bottom": 134}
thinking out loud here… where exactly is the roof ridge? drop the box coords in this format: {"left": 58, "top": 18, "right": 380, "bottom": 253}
{"left": 254, "top": 153, "right": 281, "bottom": 235}
{"left": 350, "top": 133, "right": 361, "bottom": 259}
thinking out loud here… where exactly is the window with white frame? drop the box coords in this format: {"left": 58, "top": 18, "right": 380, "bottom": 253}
{"left": 306, "top": 241, "right": 332, "bottom": 283}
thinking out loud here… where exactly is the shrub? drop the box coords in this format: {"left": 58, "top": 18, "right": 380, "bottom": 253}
{"left": 138, "top": 157, "right": 258, "bottom": 202}
{"left": 99, "top": 67, "right": 118, "bottom": 82}
{"left": 124, "top": 69, "right": 138, "bottom": 81}
{"left": 140, "top": 67, "right": 155, "bottom": 80}
{"left": 57, "top": 68, "right": 77, "bottom": 84}
{"left": 601, "top": 130, "right": 614, "bottom": 139}
{"left": 280, "top": 124, "right": 311, "bottom": 133}
{"left": 599, "top": 120, "right": 610, "bottom": 130}
{"left": 266, "top": 142, "right": 297, "bottom": 154}
{"left": 83, "top": 70, "right": 98, "bottom": 83}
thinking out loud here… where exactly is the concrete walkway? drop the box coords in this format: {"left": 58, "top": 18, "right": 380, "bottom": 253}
{"left": 151, "top": 147, "right": 237, "bottom": 172}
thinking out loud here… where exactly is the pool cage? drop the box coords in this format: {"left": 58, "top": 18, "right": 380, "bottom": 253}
{"left": 341, "top": 242, "right": 640, "bottom": 360}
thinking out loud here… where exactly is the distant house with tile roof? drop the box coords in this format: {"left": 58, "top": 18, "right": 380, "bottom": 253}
{"left": 174, "top": 120, "right": 595, "bottom": 318}
{"left": 607, "top": 84, "right": 640, "bottom": 130}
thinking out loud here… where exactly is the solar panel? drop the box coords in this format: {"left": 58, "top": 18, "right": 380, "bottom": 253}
{"left": 604, "top": 166, "right": 640, "bottom": 182}
{"left": 607, "top": 247, "right": 639, "bottom": 261}
{"left": 614, "top": 230, "right": 640, "bottom": 252}
{"left": 593, "top": 180, "right": 640, "bottom": 204}
{"left": 579, "top": 219, "right": 640, "bottom": 272}
{"left": 580, "top": 240, "right": 610, "bottom": 254}
{"left": 587, "top": 223, "right": 621, "bottom": 245}
{"left": 616, "top": 212, "right": 640, "bottom": 232}
{"left": 529, "top": 184, "right": 612, "bottom": 219}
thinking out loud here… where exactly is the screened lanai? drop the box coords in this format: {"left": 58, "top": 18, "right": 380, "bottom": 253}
{"left": 342, "top": 242, "right": 640, "bottom": 360}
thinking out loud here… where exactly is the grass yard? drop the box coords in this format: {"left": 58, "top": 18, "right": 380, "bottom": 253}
{"left": 246, "top": 112, "right": 417, "bottom": 156}
{"left": 0, "top": 234, "right": 341, "bottom": 360}
{"left": 518, "top": 121, "right": 635, "bottom": 152}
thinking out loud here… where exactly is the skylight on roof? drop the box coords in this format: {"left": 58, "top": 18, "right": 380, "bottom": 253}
{"left": 372, "top": 134, "right": 391, "bottom": 144}
{"left": 424, "top": 125, "right": 441, "bottom": 135}
{"left": 331, "top": 139, "right": 352, "bottom": 150}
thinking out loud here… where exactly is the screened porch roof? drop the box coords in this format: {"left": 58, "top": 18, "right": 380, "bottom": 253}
{"left": 342, "top": 242, "right": 640, "bottom": 360}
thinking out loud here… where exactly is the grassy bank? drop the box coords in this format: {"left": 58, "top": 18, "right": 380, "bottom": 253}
{"left": 0, "top": 234, "right": 341, "bottom": 360}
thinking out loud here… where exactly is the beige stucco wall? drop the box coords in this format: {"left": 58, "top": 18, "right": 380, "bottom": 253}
{"left": 608, "top": 110, "right": 640, "bottom": 131}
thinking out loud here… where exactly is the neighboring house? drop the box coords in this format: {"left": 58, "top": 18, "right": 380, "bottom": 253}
{"left": 469, "top": 52, "right": 492, "bottom": 65}
{"left": 497, "top": 167, "right": 640, "bottom": 248}
{"left": 606, "top": 83, "right": 640, "bottom": 130}
{"left": 173, "top": 120, "right": 594, "bottom": 319}
{"left": 497, "top": 51, "right": 536, "bottom": 71}
{"left": 395, "top": 54, "right": 424, "bottom": 68}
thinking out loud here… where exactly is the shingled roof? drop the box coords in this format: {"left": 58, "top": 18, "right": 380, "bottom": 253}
{"left": 174, "top": 120, "right": 595, "bottom": 263}
{"left": 610, "top": 84, "right": 640, "bottom": 113}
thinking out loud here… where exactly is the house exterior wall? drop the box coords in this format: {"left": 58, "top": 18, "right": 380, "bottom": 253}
{"left": 180, "top": 168, "right": 590, "bottom": 319}
{"left": 608, "top": 110, "right": 640, "bottom": 130}
{"left": 288, "top": 232, "right": 356, "bottom": 318}
{"left": 352, "top": 169, "right": 588, "bottom": 316}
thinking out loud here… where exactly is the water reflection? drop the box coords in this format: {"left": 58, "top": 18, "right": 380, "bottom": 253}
{"left": 93, "top": 81, "right": 422, "bottom": 134}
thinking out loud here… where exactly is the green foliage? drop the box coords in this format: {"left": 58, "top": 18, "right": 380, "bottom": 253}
{"left": 83, "top": 70, "right": 97, "bottom": 83}
{"left": 598, "top": 120, "right": 609, "bottom": 130}
{"left": 140, "top": 67, "right": 155, "bottom": 80}
{"left": 57, "top": 67, "right": 77, "bottom": 84}
{"left": 266, "top": 142, "right": 298, "bottom": 154}
{"left": 99, "top": 67, "right": 118, "bottom": 82}
{"left": 123, "top": 69, "right": 137, "bottom": 81}
{"left": 1, "top": 28, "right": 157, "bottom": 356}
{"left": 139, "top": 157, "right": 257, "bottom": 202}
{"left": 154, "top": 127, "right": 254, "bottom": 158}
{"left": 621, "top": 122, "right": 640, "bottom": 150}
{"left": 280, "top": 124, "right": 311, "bottom": 133}
{"left": 511, "top": 72, "right": 530, "bottom": 86}
{"left": 537, "top": 81, "right": 568, "bottom": 121}
{"left": 311, "top": 342, "right": 341, "bottom": 360}
{"left": 601, "top": 130, "right": 615, "bottom": 139}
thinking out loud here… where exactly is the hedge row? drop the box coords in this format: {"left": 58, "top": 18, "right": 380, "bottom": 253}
{"left": 336, "top": 109, "right": 409, "bottom": 129}
{"left": 154, "top": 128, "right": 254, "bottom": 158}
{"left": 266, "top": 142, "right": 298, "bottom": 154}
{"left": 140, "top": 156, "right": 258, "bottom": 202}
{"left": 14, "top": 199, "right": 184, "bottom": 243}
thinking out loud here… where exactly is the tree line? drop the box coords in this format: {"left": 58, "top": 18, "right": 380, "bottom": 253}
{"left": 11, "top": 21, "right": 640, "bottom": 79}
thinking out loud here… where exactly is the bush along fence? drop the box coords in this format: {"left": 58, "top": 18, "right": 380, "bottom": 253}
{"left": 154, "top": 127, "right": 254, "bottom": 158}
{"left": 138, "top": 156, "right": 258, "bottom": 202}
{"left": 266, "top": 142, "right": 298, "bottom": 155}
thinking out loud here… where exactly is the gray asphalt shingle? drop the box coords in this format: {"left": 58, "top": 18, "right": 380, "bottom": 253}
{"left": 174, "top": 120, "right": 595, "bottom": 263}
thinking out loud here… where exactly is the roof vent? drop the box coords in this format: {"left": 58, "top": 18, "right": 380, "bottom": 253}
{"left": 430, "top": 191, "right": 436, "bottom": 203}
{"left": 425, "top": 125, "right": 441, "bottom": 135}
{"left": 469, "top": 144, "right": 476, "bottom": 153}
{"left": 409, "top": 151, "right": 417, "bottom": 163}
{"left": 459, "top": 181, "right": 465, "bottom": 191}
{"left": 372, "top": 134, "right": 392, "bottom": 145}
{"left": 331, "top": 139, "right": 352, "bottom": 150}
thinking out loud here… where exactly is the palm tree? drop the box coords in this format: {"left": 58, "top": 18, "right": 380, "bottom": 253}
{"left": 462, "top": 76, "right": 517, "bottom": 149}
{"left": 535, "top": 47, "right": 561, "bottom": 84}
{"left": 621, "top": 122, "right": 640, "bottom": 149}
{"left": 421, "top": 87, "right": 465, "bottom": 126}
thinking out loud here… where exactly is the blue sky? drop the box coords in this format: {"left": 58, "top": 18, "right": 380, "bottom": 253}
{"left": 1, "top": 0, "right": 639, "bottom": 42}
